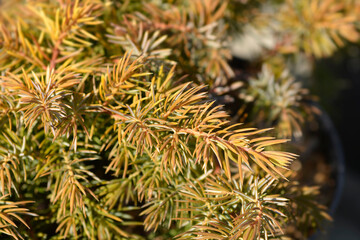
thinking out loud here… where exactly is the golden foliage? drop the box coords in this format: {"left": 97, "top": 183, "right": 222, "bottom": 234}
{"left": 177, "top": 174, "right": 287, "bottom": 240}
{"left": 107, "top": 0, "right": 234, "bottom": 85}
{"left": 0, "top": 195, "right": 35, "bottom": 240}
{"left": 278, "top": 0, "right": 360, "bottom": 57}
{"left": 102, "top": 57, "right": 295, "bottom": 181}
{"left": 1, "top": 67, "right": 79, "bottom": 134}
{"left": 0, "top": 0, "right": 347, "bottom": 239}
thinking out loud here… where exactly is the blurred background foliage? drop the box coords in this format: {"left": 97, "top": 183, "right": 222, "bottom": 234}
{"left": 0, "top": 0, "right": 359, "bottom": 239}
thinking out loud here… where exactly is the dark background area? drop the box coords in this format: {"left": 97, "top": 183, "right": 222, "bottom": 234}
{"left": 312, "top": 44, "right": 360, "bottom": 239}
{"left": 314, "top": 44, "right": 360, "bottom": 173}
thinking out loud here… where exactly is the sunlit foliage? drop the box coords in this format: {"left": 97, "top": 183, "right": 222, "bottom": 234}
{"left": 0, "top": 0, "right": 352, "bottom": 239}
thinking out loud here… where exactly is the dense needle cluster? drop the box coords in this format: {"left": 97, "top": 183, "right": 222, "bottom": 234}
{"left": 0, "top": 0, "right": 356, "bottom": 239}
